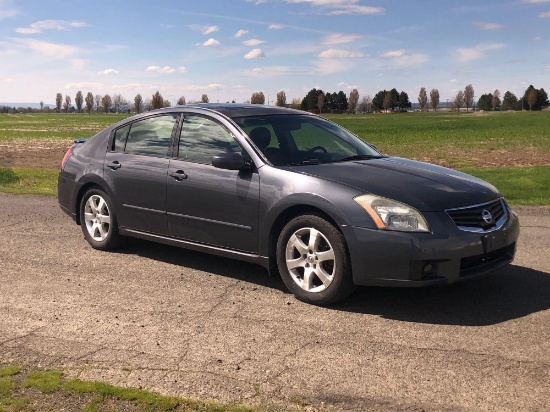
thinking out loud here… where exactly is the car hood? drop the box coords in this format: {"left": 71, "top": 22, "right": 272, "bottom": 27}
{"left": 289, "top": 157, "right": 501, "bottom": 212}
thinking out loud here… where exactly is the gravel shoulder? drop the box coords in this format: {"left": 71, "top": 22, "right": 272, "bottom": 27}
{"left": 1, "top": 193, "right": 549, "bottom": 411}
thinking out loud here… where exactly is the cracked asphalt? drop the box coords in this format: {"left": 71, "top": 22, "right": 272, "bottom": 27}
{"left": 1, "top": 193, "right": 549, "bottom": 411}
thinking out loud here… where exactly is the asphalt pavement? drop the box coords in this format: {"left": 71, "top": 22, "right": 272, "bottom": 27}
{"left": 0, "top": 193, "right": 549, "bottom": 411}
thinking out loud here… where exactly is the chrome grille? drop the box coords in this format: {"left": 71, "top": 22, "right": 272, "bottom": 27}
{"left": 446, "top": 198, "right": 508, "bottom": 233}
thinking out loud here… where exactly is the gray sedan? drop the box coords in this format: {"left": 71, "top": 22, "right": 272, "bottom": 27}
{"left": 58, "top": 104, "right": 519, "bottom": 304}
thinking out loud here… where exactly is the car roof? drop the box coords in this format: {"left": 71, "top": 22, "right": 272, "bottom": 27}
{"left": 151, "top": 103, "right": 312, "bottom": 120}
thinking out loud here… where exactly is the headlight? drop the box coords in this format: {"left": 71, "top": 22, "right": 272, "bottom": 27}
{"left": 354, "top": 194, "right": 430, "bottom": 233}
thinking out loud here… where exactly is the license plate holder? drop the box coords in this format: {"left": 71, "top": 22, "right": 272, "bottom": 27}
{"left": 481, "top": 231, "right": 507, "bottom": 254}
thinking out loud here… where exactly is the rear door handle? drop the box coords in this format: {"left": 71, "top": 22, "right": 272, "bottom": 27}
{"left": 169, "top": 170, "right": 188, "bottom": 181}
{"left": 108, "top": 161, "right": 121, "bottom": 170}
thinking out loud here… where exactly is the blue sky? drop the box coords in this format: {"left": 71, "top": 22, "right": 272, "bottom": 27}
{"left": 1, "top": 0, "right": 549, "bottom": 105}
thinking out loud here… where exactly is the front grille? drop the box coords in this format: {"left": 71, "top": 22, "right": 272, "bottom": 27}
{"left": 446, "top": 198, "right": 507, "bottom": 232}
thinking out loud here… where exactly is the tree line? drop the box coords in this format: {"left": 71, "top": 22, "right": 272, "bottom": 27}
{"left": 1, "top": 84, "right": 548, "bottom": 115}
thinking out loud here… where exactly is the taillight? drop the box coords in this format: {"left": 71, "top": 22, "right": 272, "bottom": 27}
{"left": 61, "top": 147, "right": 74, "bottom": 170}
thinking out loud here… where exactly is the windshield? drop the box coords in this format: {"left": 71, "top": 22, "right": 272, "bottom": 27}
{"left": 232, "top": 114, "right": 383, "bottom": 166}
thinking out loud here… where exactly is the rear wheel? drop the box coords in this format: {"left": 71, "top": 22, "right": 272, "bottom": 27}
{"left": 80, "top": 188, "right": 122, "bottom": 250}
{"left": 276, "top": 214, "right": 355, "bottom": 305}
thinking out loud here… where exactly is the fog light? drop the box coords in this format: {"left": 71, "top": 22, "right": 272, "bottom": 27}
{"left": 423, "top": 263, "right": 437, "bottom": 277}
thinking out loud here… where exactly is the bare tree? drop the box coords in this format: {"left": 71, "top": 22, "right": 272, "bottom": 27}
{"left": 429, "top": 89, "right": 440, "bottom": 111}
{"left": 85, "top": 92, "right": 94, "bottom": 114}
{"left": 418, "top": 87, "right": 428, "bottom": 111}
{"left": 358, "top": 95, "right": 372, "bottom": 113}
{"left": 39, "top": 101, "right": 44, "bottom": 111}
{"left": 251, "top": 91, "right": 265, "bottom": 104}
{"left": 454, "top": 90, "right": 464, "bottom": 111}
{"left": 348, "top": 89, "right": 359, "bottom": 113}
{"left": 74, "top": 91, "right": 83, "bottom": 113}
{"left": 151, "top": 91, "right": 164, "bottom": 109}
{"left": 63, "top": 95, "right": 71, "bottom": 113}
{"left": 276, "top": 90, "right": 287, "bottom": 107}
{"left": 316, "top": 91, "right": 325, "bottom": 112}
{"left": 134, "top": 94, "right": 143, "bottom": 113}
{"left": 112, "top": 94, "right": 123, "bottom": 113}
{"left": 201, "top": 94, "right": 209, "bottom": 103}
{"left": 464, "top": 84, "right": 474, "bottom": 111}
{"left": 95, "top": 94, "right": 102, "bottom": 112}
{"left": 101, "top": 94, "right": 112, "bottom": 113}
{"left": 55, "top": 93, "right": 62, "bottom": 113}
{"left": 143, "top": 97, "right": 151, "bottom": 111}
{"left": 383, "top": 91, "right": 393, "bottom": 113}
{"left": 177, "top": 96, "right": 186, "bottom": 105}
{"left": 527, "top": 88, "right": 538, "bottom": 110}
{"left": 492, "top": 89, "right": 501, "bottom": 110}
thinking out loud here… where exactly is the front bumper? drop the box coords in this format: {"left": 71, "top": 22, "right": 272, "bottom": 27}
{"left": 342, "top": 209, "right": 520, "bottom": 286}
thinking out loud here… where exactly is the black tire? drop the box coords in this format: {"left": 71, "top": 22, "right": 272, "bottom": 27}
{"left": 79, "top": 188, "right": 122, "bottom": 250}
{"left": 276, "top": 214, "right": 356, "bottom": 305}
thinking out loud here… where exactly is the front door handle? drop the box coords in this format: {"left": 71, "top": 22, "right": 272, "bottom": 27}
{"left": 108, "top": 161, "right": 121, "bottom": 170}
{"left": 169, "top": 170, "right": 188, "bottom": 181}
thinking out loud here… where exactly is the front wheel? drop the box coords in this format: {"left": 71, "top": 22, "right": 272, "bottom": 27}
{"left": 276, "top": 214, "right": 356, "bottom": 305}
{"left": 80, "top": 188, "right": 122, "bottom": 250}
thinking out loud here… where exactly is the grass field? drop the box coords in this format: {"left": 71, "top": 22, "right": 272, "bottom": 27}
{"left": 0, "top": 111, "right": 549, "bottom": 204}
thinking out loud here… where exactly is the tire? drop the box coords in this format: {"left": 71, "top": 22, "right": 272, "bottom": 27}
{"left": 276, "top": 214, "right": 356, "bottom": 305}
{"left": 79, "top": 188, "right": 122, "bottom": 250}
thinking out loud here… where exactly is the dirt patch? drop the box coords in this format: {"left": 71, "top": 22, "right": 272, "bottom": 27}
{"left": 0, "top": 139, "right": 548, "bottom": 170}
{"left": 0, "top": 139, "right": 72, "bottom": 169}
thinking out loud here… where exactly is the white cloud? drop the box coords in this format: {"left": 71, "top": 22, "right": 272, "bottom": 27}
{"left": 97, "top": 68, "right": 119, "bottom": 75}
{"left": 450, "top": 79, "right": 458, "bottom": 83}
{"left": 244, "top": 48, "right": 265, "bottom": 59}
{"left": 235, "top": 29, "right": 249, "bottom": 37}
{"left": 312, "top": 58, "right": 351, "bottom": 75}
{"left": 284, "top": 0, "right": 384, "bottom": 15}
{"left": 16, "top": 20, "right": 87, "bottom": 34}
{"left": 457, "top": 43, "right": 505, "bottom": 62}
{"left": 380, "top": 49, "right": 406, "bottom": 58}
{"left": 243, "top": 39, "right": 265, "bottom": 46}
{"left": 522, "top": 0, "right": 550, "bottom": 3}
{"left": 317, "top": 49, "right": 365, "bottom": 58}
{"left": 322, "top": 33, "right": 361, "bottom": 45}
{"left": 473, "top": 21, "right": 503, "bottom": 30}
{"left": 539, "top": 11, "right": 550, "bottom": 17}
{"left": 201, "top": 38, "right": 220, "bottom": 47}
{"left": 379, "top": 49, "right": 428, "bottom": 66}
{"left": 190, "top": 25, "right": 219, "bottom": 35}
{"left": 268, "top": 24, "right": 283, "bottom": 30}
{"left": 4, "top": 78, "right": 16, "bottom": 82}
{"left": 12, "top": 38, "right": 78, "bottom": 58}
{"left": 244, "top": 66, "right": 294, "bottom": 77}
{"left": 145, "top": 65, "right": 183, "bottom": 74}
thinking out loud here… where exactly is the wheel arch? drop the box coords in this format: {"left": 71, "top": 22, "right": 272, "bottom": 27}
{"left": 266, "top": 203, "right": 344, "bottom": 276}
{"left": 73, "top": 177, "right": 113, "bottom": 225}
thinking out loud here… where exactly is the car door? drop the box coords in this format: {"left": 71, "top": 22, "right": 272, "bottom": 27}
{"left": 166, "top": 113, "right": 260, "bottom": 253}
{"left": 104, "top": 113, "right": 180, "bottom": 235}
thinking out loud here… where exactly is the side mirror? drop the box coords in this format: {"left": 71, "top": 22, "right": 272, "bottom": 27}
{"left": 212, "top": 152, "right": 252, "bottom": 171}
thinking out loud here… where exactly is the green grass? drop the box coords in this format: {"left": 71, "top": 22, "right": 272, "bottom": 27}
{"left": 0, "top": 366, "right": 257, "bottom": 412}
{"left": 0, "top": 111, "right": 549, "bottom": 204}
{"left": 461, "top": 166, "right": 550, "bottom": 205}
{"left": 0, "top": 113, "right": 130, "bottom": 141}
{"left": 0, "top": 167, "right": 58, "bottom": 196}
{"left": 323, "top": 111, "right": 550, "bottom": 154}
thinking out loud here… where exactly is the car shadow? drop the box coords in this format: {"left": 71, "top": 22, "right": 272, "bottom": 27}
{"left": 112, "top": 239, "right": 549, "bottom": 326}
{"left": 111, "top": 237, "right": 286, "bottom": 293}
{"left": 333, "top": 265, "right": 550, "bottom": 326}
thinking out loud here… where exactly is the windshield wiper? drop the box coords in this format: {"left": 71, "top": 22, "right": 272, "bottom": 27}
{"left": 332, "top": 154, "right": 385, "bottom": 163}
{"left": 288, "top": 159, "right": 322, "bottom": 166}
